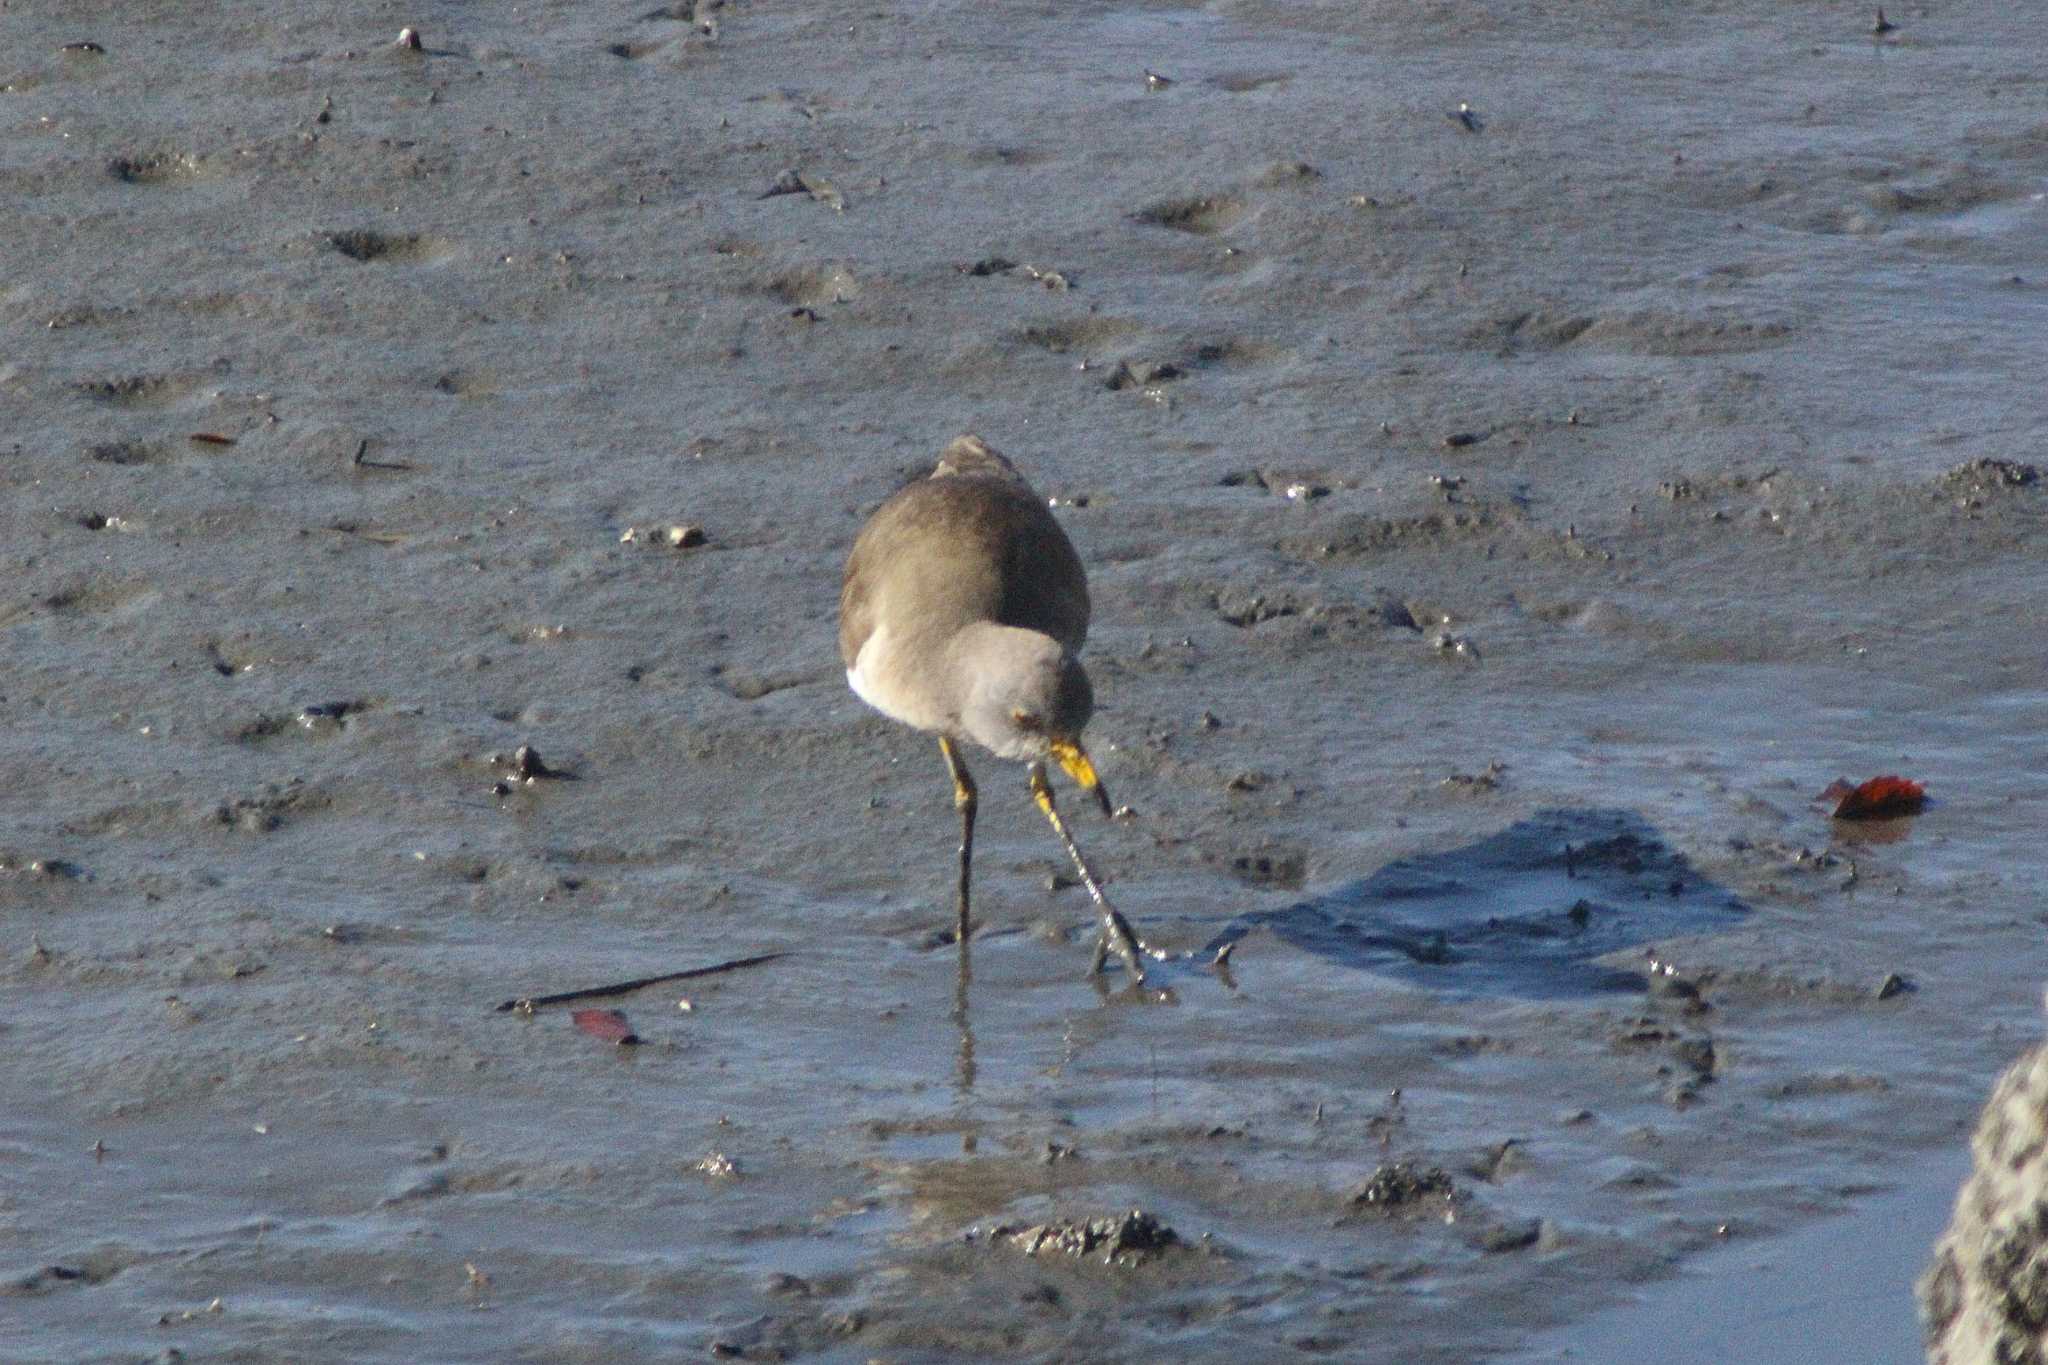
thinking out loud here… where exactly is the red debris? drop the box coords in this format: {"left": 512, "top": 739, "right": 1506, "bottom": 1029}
{"left": 1822, "top": 775, "right": 1927, "bottom": 820}
{"left": 571, "top": 1008, "right": 640, "bottom": 1045}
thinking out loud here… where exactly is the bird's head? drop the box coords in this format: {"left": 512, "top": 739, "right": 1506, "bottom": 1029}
{"left": 955, "top": 626, "right": 1111, "bottom": 812}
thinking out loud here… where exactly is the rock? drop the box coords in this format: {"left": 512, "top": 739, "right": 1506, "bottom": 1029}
{"left": 1937, "top": 458, "right": 2037, "bottom": 496}
{"left": 1350, "top": 1162, "right": 1457, "bottom": 1217}
{"left": 982, "top": 1209, "right": 1179, "bottom": 1266}
{"left": 1477, "top": 1218, "right": 1541, "bottom": 1253}
{"left": 758, "top": 1272, "right": 811, "bottom": 1297}
{"left": 1920, "top": 1035, "right": 2048, "bottom": 1361}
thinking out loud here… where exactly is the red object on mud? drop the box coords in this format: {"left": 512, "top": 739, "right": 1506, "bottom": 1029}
{"left": 571, "top": 1008, "right": 640, "bottom": 1045}
{"left": 1822, "top": 775, "right": 1927, "bottom": 820}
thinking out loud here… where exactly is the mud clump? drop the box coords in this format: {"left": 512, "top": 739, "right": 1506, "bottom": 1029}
{"left": 1350, "top": 1162, "right": 1458, "bottom": 1218}
{"left": 1211, "top": 585, "right": 1302, "bottom": 628}
{"left": 980, "top": 1209, "right": 1179, "bottom": 1267}
{"left": 325, "top": 229, "right": 446, "bottom": 264}
{"left": 1920, "top": 1038, "right": 2048, "bottom": 1363}
{"left": 1936, "top": 458, "right": 2038, "bottom": 496}
{"left": 106, "top": 151, "right": 205, "bottom": 185}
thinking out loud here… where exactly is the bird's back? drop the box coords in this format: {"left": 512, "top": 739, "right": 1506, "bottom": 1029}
{"left": 839, "top": 438, "right": 1090, "bottom": 674}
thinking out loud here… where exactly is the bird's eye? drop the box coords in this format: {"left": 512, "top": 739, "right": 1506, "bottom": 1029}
{"left": 1010, "top": 709, "right": 1044, "bottom": 732}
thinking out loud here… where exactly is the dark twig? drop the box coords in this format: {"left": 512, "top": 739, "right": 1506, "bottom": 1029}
{"left": 494, "top": 950, "right": 788, "bottom": 1013}
{"left": 352, "top": 436, "right": 415, "bottom": 472}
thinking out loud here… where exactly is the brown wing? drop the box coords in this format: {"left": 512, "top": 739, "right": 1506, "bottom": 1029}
{"left": 838, "top": 539, "right": 876, "bottom": 671}
{"left": 991, "top": 486, "right": 1089, "bottom": 651}
{"left": 839, "top": 468, "right": 1089, "bottom": 670}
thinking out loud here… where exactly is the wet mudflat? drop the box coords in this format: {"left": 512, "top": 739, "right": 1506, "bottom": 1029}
{"left": 3, "top": 1, "right": 2046, "bottom": 1360}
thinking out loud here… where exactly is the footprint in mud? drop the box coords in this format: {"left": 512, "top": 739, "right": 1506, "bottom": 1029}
{"left": 324, "top": 229, "right": 454, "bottom": 265}
{"left": 1102, "top": 359, "right": 1185, "bottom": 391}
{"left": 1469, "top": 307, "right": 1789, "bottom": 358}
{"left": 1188, "top": 336, "right": 1287, "bottom": 369}
{"left": 954, "top": 144, "right": 1053, "bottom": 169}
{"left": 1256, "top": 160, "right": 1321, "bottom": 188}
{"left": 641, "top": 0, "right": 722, "bottom": 28}
{"left": 1225, "top": 845, "right": 1308, "bottom": 890}
{"left": 71, "top": 372, "right": 201, "bottom": 408}
{"left": 208, "top": 780, "right": 334, "bottom": 834}
{"left": 764, "top": 263, "right": 858, "bottom": 308}
{"left": 1469, "top": 309, "right": 1596, "bottom": 355}
{"left": 1131, "top": 192, "right": 1249, "bottom": 236}
{"left": 1203, "top": 808, "right": 1747, "bottom": 998}
{"left": 1848, "top": 164, "right": 2016, "bottom": 235}
{"left": 84, "top": 432, "right": 246, "bottom": 465}
{"left": 234, "top": 700, "right": 368, "bottom": 745}
{"left": 105, "top": 151, "right": 212, "bottom": 186}
{"left": 432, "top": 369, "right": 498, "bottom": 398}
{"left": 1881, "top": 169, "right": 2014, "bottom": 216}
{"left": 1575, "top": 311, "right": 1793, "bottom": 357}
{"left": 1012, "top": 315, "right": 1144, "bottom": 354}
{"left": 39, "top": 577, "right": 160, "bottom": 620}
{"left": 1208, "top": 72, "right": 1293, "bottom": 94}
{"left": 1011, "top": 319, "right": 1285, "bottom": 396}
{"left": 85, "top": 438, "right": 168, "bottom": 466}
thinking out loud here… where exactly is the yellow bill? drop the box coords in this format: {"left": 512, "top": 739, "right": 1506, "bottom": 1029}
{"left": 1050, "top": 737, "right": 1113, "bottom": 815}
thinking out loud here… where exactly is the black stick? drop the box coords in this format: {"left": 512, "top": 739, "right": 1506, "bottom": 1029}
{"left": 494, "top": 950, "right": 789, "bottom": 1013}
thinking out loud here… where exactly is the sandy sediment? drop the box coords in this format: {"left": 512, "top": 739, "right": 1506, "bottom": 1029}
{"left": 2, "top": 0, "right": 2047, "bottom": 1360}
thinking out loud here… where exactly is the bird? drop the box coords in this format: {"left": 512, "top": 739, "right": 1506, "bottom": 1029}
{"left": 840, "top": 434, "right": 1150, "bottom": 983}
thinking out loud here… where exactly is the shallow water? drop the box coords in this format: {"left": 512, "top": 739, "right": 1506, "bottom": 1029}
{"left": 1206, "top": 807, "right": 1750, "bottom": 997}
{"left": 1511, "top": 1149, "right": 1971, "bottom": 1363}
{"left": 3, "top": 0, "right": 2046, "bottom": 1360}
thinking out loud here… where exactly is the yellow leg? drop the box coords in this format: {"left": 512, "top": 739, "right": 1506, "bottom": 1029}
{"left": 939, "top": 736, "right": 977, "bottom": 945}
{"left": 1029, "top": 761, "right": 1148, "bottom": 984}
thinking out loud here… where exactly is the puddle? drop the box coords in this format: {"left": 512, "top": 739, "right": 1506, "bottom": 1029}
{"left": 1208, "top": 809, "right": 1746, "bottom": 998}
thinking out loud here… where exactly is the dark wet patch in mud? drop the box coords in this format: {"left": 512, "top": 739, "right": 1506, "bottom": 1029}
{"left": 1209, "top": 71, "right": 1292, "bottom": 93}
{"left": 324, "top": 228, "right": 452, "bottom": 265}
{"left": 1131, "top": 193, "right": 1248, "bottom": 236}
{"left": 1206, "top": 809, "right": 1746, "bottom": 997}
